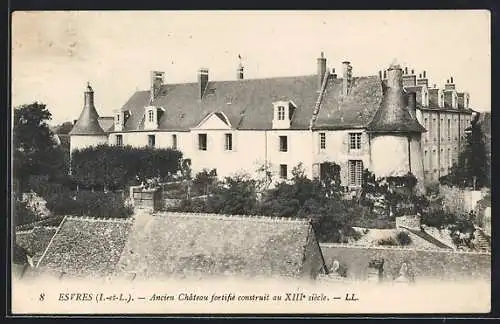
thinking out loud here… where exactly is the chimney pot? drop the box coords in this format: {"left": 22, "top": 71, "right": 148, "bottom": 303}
{"left": 404, "top": 67, "right": 408, "bottom": 74}
{"left": 411, "top": 69, "right": 414, "bottom": 74}
{"left": 198, "top": 68, "right": 209, "bottom": 99}
{"left": 383, "top": 70, "right": 387, "bottom": 79}
{"left": 423, "top": 70, "right": 427, "bottom": 78}
{"left": 419, "top": 73, "right": 422, "bottom": 78}
{"left": 317, "top": 53, "right": 327, "bottom": 89}
{"left": 450, "top": 76, "right": 454, "bottom": 84}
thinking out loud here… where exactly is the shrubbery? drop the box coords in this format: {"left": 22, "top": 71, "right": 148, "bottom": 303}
{"left": 46, "top": 190, "right": 133, "bottom": 218}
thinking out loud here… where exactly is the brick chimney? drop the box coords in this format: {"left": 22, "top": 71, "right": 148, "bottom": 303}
{"left": 402, "top": 67, "right": 416, "bottom": 87}
{"left": 150, "top": 71, "right": 165, "bottom": 103}
{"left": 417, "top": 70, "right": 429, "bottom": 87}
{"left": 198, "top": 68, "right": 209, "bottom": 100}
{"left": 445, "top": 76, "right": 456, "bottom": 90}
{"left": 342, "top": 61, "right": 352, "bottom": 96}
{"left": 317, "top": 52, "right": 327, "bottom": 90}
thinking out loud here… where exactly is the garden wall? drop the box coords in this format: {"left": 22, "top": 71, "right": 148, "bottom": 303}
{"left": 320, "top": 243, "right": 490, "bottom": 282}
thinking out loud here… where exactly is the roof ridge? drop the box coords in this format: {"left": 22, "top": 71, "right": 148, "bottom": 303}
{"left": 152, "top": 211, "right": 310, "bottom": 223}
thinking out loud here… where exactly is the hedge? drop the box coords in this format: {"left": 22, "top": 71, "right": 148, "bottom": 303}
{"left": 71, "top": 145, "right": 183, "bottom": 190}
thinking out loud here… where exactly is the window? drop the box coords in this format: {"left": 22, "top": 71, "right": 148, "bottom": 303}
{"left": 225, "top": 133, "right": 233, "bottom": 151}
{"left": 116, "top": 134, "right": 123, "bottom": 146}
{"left": 117, "top": 114, "right": 120, "bottom": 123}
{"left": 319, "top": 132, "right": 326, "bottom": 150}
{"left": 148, "top": 110, "right": 154, "bottom": 123}
{"left": 348, "top": 160, "right": 363, "bottom": 187}
{"left": 172, "top": 134, "right": 177, "bottom": 150}
{"left": 198, "top": 134, "right": 207, "bottom": 151}
{"left": 277, "top": 106, "right": 286, "bottom": 120}
{"left": 349, "top": 133, "right": 362, "bottom": 150}
{"left": 279, "top": 164, "right": 288, "bottom": 179}
{"left": 447, "top": 118, "right": 451, "bottom": 141}
{"left": 448, "top": 148, "right": 452, "bottom": 168}
{"left": 424, "top": 118, "right": 428, "bottom": 141}
{"left": 148, "top": 135, "right": 155, "bottom": 148}
{"left": 279, "top": 136, "right": 288, "bottom": 152}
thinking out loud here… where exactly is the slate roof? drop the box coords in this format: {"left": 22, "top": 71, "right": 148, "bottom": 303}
{"left": 314, "top": 76, "right": 383, "bottom": 130}
{"left": 116, "top": 74, "right": 390, "bottom": 132}
{"left": 69, "top": 103, "right": 105, "bottom": 135}
{"left": 36, "top": 216, "right": 133, "bottom": 278}
{"left": 16, "top": 226, "right": 57, "bottom": 264}
{"left": 366, "top": 66, "right": 426, "bottom": 134}
{"left": 119, "top": 75, "right": 322, "bottom": 131}
{"left": 115, "top": 212, "right": 326, "bottom": 280}
{"left": 98, "top": 117, "right": 114, "bottom": 132}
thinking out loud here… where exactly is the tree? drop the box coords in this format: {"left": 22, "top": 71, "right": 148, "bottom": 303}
{"left": 440, "top": 114, "right": 488, "bottom": 189}
{"left": 13, "top": 102, "right": 68, "bottom": 192}
{"left": 54, "top": 121, "right": 74, "bottom": 134}
{"left": 206, "top": 174, "right": 259, "bottom": 215}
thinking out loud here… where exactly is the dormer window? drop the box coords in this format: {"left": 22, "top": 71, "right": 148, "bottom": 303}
{"left": 277, "top": 106, "right": 286, "bottom": 120}
{"left": 148, "top": 109, "right": 154, "bottom": 123}
{"left": 272, "top": 100, "right": 297, "bottom": 129}
{"left": 144, "top": 106, "right": 164, "bottom": 130}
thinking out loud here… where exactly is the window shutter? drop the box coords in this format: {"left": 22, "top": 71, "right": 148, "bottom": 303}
{"left": 232, "top": 132, "right": 237, "bottom": 152}
{"left": 341, "top": 133, "right": 348, "bottom": 154}
{"left": 361, "top": 133, "right": 369, "bottom": 154}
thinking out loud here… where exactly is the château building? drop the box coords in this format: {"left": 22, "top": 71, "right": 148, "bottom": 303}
{"left": 69, "top": 53, "right": 475, "bottom": 188}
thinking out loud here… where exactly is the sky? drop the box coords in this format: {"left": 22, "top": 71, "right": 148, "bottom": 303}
{"left": 11, "top": 10, "right": 491, "bottom": 125}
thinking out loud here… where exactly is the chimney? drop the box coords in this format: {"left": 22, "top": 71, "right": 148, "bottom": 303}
{"left": 198, "top": 68, "right": 209, "bottom": 100}
{"left": 383, "top": 70, "right": 387, "bottom": 79}
{"left": 317, "top": 52, "right": 327, "bottom": 90}
{"left": 84, "top": 82, "right": 94, "bottom": 108}
{"left": 404, "top": 67, "right": 408, "bottom": 74}
{"left": 445, "top": 76, "right": 456, "bottom": 90}
{"left": 417, "top": 70, "right": 429, "bottom": 88}
{"left": 379, "top": 70, "right": 382, "bottom": 79}
{"left": 331, "top": 68, "right": 337, "bottom": 79}
{"left": 407, "top": 92, "right": 417, "bottom": 120}
{"left": 236, "top": 63, "right": 244, "bottom": 80}
{"left": 73, "top": 119, "right": 77, "bottom": 125}
{"left": 150, "top": 71, "right": 165, "bottom": 103}
{"left": 342, "top": 61, "right": 352, "bottom": 96}
{"left": 402, "top": 68, "right": 416, "bottom": 87}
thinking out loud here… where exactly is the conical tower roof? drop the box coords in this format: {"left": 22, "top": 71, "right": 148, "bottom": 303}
{"left": 69, "top": 83, "right": 105, "bottom": 135}
{"left": 366, "top": 64, "right": 426, "bottom": 134}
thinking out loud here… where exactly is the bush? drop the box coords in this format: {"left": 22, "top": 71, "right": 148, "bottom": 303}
{"left": 13, "top": 196, "right": 38, "bottom": 226}
{"left": 396, "top": 231, "right": 412, "bottom": 246}
{"left": 377, "top": 237, "right": 398, "bottom": 246}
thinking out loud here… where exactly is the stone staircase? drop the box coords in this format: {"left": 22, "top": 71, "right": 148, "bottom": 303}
{"left": 473, "top": 228, "right": 491, "bottom": 251}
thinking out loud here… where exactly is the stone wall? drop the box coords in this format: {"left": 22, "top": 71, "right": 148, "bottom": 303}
{"left": 320, "top": 243, "right": 490, "bottom": 282}
{"left": 439, "top": 185, "right": 488, "bottom": 215}
{"left": 395, "top": 215, "right": 421, "bottom": 230}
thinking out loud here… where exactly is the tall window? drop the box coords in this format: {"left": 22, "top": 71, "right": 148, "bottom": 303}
{"left": 447, "top": 119, "right": 451, "bottom": 140}
{"left": 279, "top": 136, "right": 288, "bottom": 152}
{"left": 172, "top": 134, "right": 177, "bottom": 150}
{"left": 277, "top": 106, "right": 286, "bottom": 120}
{"left": 319, "top": 132, "right": 326, "bottom": 150}
{"left": 198, "top": 134, "right": 207, "bottom": 151}
{"left": 424, "top": 117, "right": 429, "bottom": 141}
{"left": 117, "top": 114, "right": 120, "bottom": 123}
{"left": 225, "top": 133, "right": 233, "bottom": 151}
{"left": 433, "top": 118, "right": 436, "bottom": 141}
{"left": 348, "top": 160, "right": 363, "bottom": 187}
{"left": 148, "top": 110, "right": 154, "bottom": 123}
{"left": 116, "top": 134, "right": 123, "bottom": 146}
{"left": 148, "top": 135, "right": 155, "bottom": 148}
{"left": 448, "top": 148, "right": 452, "bottom": 168}
{"left": 279, "top": 164, "right": 288, "bottom": 179}
{"left": 349, "top": 133, "right": 362, "bottom": 150}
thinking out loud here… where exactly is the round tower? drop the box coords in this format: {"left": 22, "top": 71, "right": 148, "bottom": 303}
{"left": 69, "top": 83, "right": 108, "bottom": 153}
{"left": 366, "top": 64, "right": 426, "bottom": 193}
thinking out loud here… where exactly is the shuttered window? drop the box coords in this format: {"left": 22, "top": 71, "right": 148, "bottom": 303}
{"left": 198, "top": 134, "right": 207, "bottom": 151}
{"left": 279, "top": 164, "right": 288, "bottom": 179}
{"left": 348, "top": 160, "right": 363, "bottom": 187}
{"left": 279, "top": 136, "right": 288, "bottom": 152}
{"left": 148, "top": 135, "right": 155, "bottom": 148}
{"left": 349, "top": 133, "right": 362, "bottom": 150}
{"left": 225, "top": 133, "right": 233, "bottom": 151}
{"left": 116, "top": 135, "right": 123, "bottom": 146}
{"left": 319, "top": 133, "right": 326, "bottom": 150}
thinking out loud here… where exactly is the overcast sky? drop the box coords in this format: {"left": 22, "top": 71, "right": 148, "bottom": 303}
{"left": 12, "top": 10, "right": 491, "bottom": 125}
